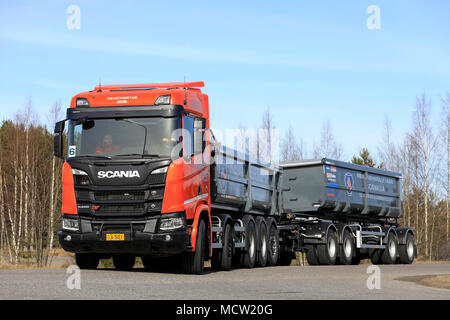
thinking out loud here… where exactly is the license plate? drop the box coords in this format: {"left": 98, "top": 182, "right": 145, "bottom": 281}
{"left": 106, "top": 233, "right": 125, "bottom": 241}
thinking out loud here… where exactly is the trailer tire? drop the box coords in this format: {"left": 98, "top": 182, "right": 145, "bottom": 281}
{"left": 266, "top": 221, "right": 279, "bottom": 266}
{"left": 112, "top": 254, "right": 135, "bottom": 271}
{"left": 338, "top": 230, "right": 354, "bottom": 265}
{"left": 75, "top": 253, "right": 99, "bottom": 270}
{"left": 255, "top": 217, "right": 268, "bottom": 267}
{"left": 306, "top": 245, "right": 319, "bottom": 265}
{"left": 381, "top": 231, "right": 398, "bottom": 264}
{"left": 317, "top": 229, "right": 338, "bottom": 265}
{"left": 398, "top": 233, "right": 415, "bottom": 264}
{"left": 182, "top": 219, "right": 206, "bottom": 274}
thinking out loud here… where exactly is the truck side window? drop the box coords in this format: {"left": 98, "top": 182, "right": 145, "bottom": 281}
{"left": 184, "top": 115, "right": 194, "bottom": 157}
{"left": 194, "top": 117, "right": 206, "bottom": 155}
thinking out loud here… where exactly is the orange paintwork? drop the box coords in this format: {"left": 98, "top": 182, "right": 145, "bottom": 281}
{"left": 62, "top": 162, "right": 77, "bottom": 215}
{"left": 64, "top": 81, "right": 212, "bottom": 253}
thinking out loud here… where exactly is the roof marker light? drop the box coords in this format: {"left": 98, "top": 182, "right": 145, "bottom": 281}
{"left": 154, "top": 95, "right": 171, "bottom": 105}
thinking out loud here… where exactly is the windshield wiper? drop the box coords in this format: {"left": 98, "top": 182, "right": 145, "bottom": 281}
{"left": 115, "top": 153, "right": 160, "bottom": 158}
{"left": 76, "top": 155, "right": 112, "bottom": 159}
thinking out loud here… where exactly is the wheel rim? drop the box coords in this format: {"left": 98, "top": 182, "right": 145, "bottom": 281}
{"left": 249, "top": 232, "right": 255, "bottom": 258}
{"left": 261, "top": 225, "right": 267, "bottom": 258}
{"left": 407, "top": 240, "right": 414, "bottom": 258}
{"left": 328, "top": 237, "right": 336, "bottom": 257}
{"left": 344, "top": 239, "right": 352, "bottom": 258}
{"left": 270, "top": 232, "right": 277, "bottom": 256}
{"left": 389, "top": 239, "right": 396, "bottom": 258}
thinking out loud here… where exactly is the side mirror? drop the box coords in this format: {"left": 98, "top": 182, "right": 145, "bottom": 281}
{"left": 54, "top": 120, "right": 66, "bottom": 159}
{"left": 54, "top": 120, "right": 65, "bottom": 134}
{"left": 54, "top": 134, "right": 64, "bottom": 159}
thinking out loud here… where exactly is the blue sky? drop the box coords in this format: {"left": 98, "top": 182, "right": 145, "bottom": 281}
{"left": 0, "top": 0, "right": 449, "bottom": 161}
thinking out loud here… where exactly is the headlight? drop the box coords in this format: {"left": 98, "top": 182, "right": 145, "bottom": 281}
{"left": 151, "top": 166, "right": 168, "bottom": 174}
{"left": 159, "top": 213, "right": 185, "bottom": 231}
{"left": 62, "top": 217, "right": 79, "bottom": 231}
{"left": 72, "top": 168, "right": 90, "bottom": 185}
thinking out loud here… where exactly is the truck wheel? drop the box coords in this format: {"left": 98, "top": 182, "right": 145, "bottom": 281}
{"left": 241, "top": 217, "right": 256, "bottom": 268}
{"left": 112, "top": 254, "right": 135, "bottom": 271}
{"left": 306, "top": 245, "right": 319, "bottom": 265}
{"left": 338, "top": 230, "right": 354, "bottom": 265}
{"left": 317, "top": 229, "right": 338, "bottom": 265}
{"left": 398, "top": 233, "right": 415, "bottom": 264}
{"left": 75, "top": 253, "right": 99, "bottom": 270}
{"left": 182, "top": 219, "right": 206, "bottom": 274}
{"left": 381, "top": 232, "right": 398, "bottom": 264}
{"left": 255, "top": 217, "right": 268, "bottom": 267}
{"left": 266, "top": 220, "right": 279, "bottom": 266}
{"left": 220, "top": 223, "right": 233, "bottom": 270}
{"left": 278, "top": 251, "right": 294, "bottom": 266}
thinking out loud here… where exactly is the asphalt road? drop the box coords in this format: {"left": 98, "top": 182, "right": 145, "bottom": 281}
{"left": 0, "top": 264, "right": 448, "bottom": 300}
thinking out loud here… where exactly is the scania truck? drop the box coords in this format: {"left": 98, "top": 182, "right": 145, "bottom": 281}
{"left": 55, "top": 81, "right": 417, "bottom": 274}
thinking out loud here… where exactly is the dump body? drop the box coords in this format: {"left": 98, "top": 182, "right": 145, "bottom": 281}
{"left": 281, "top": 158, "right": 402, "bottom": 220}
{"left": 211, "top": 143, "right": 282, "bottom": 216}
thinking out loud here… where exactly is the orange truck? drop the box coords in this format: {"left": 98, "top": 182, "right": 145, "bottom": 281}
{"left": 55, "top": 81, "right": 416, "bottom": 274}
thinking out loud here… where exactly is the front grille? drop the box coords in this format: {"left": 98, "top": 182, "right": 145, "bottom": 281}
{"left": 94, "top": 191, "right": 145, "bottom": 201}
{"left": 148, "top": 173, "right": 166, "bottom": 185}
{"left": 97, "top": 204, "right": 145, "bottom": 215}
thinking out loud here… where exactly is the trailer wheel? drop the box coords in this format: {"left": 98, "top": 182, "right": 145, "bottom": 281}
{"left": 338, "top": 230, "right": 354, "bottom": 265}
{"left": 381, "top": 231, "right": 398, "bottom": 264}
{"left": 75, "top": 253, "right": 99, "bottom": 270}
{"left": 112, "top": 254, "right": 135, "bottom": 271}
{"left": 182, "top": 219, "right": 206, "bottom": 274}
{"left": 398, "top": 233, "right": 415, "bottom": 264}
{"left": 266, "top": 220, "right": 279, "bottom": 266}
{"left": 306, "top": 245, "right": 319, "bottom": 265}
{"left": 317, "top": 229, "right": 338, "bottom": 265}
{"left": 255, "top": 217, "right": 268, "bottom": 267}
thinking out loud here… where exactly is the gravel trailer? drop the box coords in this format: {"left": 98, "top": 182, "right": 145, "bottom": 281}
{"left": 277, "top": 158, "right": 416, "bottom": 266}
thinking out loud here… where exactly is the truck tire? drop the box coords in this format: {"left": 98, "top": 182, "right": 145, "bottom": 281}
{"left": 266, "top": 220, "right": 279, "bottom": 266}
{"left": 317, "top": 229, "right": 338, "bottom": 265}
{"left": 306, "top": 245, "right": 319, "bottom": 265}
{"left": 338, "top": 230, "right": 354, "bottom": 265}
{"left": 240, "top": 216, "right": 256, "bottom": 268}
{"left": 398, "top": 233, "right": 415, "bottom": 264}
{"left": 75, "top": 253, "right": 99, "bottom": 270}
{"left": 381, "top": 232, "right": 398, "bottom": 264}
{"left": 278, "top": 251, "right": 294, "bottom": 266}
{"left": 112, "top": 254, "right": 135, "bottom": 271}
{"left": 219, "top": 223, "right": 233, "bottom": 270}
{"left": 182, "top": 219, "right": 206, "bottom": 274}
{"left": 255, "top": 217, "right": 268, "bottom": 267}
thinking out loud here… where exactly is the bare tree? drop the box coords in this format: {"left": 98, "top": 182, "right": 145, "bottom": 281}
{"left": 313, "top": 120, "right": 342, "bottom": 160}
{"left": 281, "top": 125, "right": 303, "bottom": 161}
{"left": 441, "top": 93, "right": 450, "bottom": 242}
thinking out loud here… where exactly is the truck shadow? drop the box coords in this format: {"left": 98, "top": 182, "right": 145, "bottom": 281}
{"left": 96, "top": 266, "right": 217, "bottom": 275}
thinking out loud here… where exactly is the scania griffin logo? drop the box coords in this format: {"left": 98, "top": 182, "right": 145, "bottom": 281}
{"left": 97, "top": 170, "right": 140, "bottom": 179}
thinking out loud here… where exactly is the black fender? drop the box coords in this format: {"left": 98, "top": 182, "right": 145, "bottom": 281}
{"left": 395, "top": 227, "right": 416, "bottom": 245}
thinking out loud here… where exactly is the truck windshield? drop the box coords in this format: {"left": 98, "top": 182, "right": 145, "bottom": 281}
{"left": 67, "top": 117, "right": 180, "bottom": 158}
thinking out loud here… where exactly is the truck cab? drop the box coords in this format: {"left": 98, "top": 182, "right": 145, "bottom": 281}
{"left": 56, "top": 82, "right": 212, "bottom": 273}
